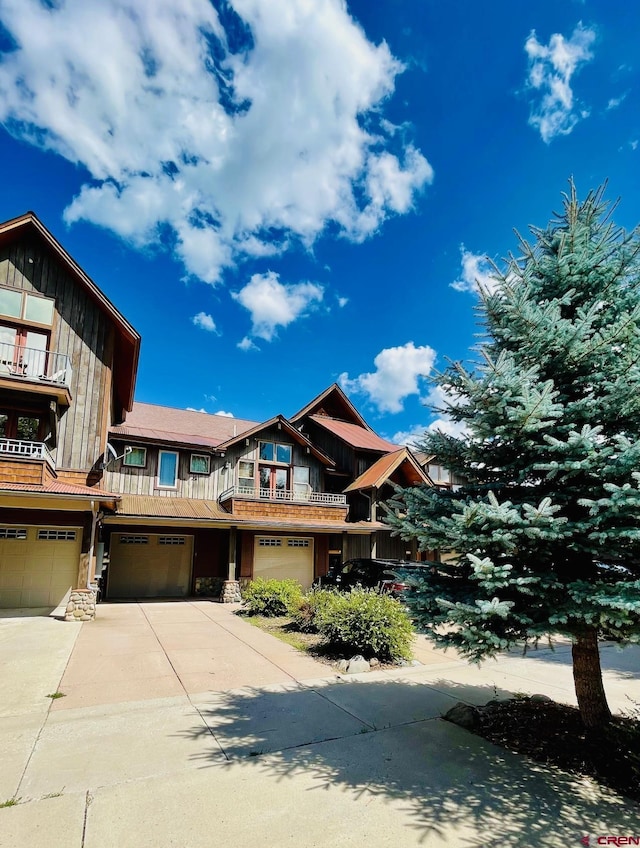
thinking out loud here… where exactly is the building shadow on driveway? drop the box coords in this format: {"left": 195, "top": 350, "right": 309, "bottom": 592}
{"left": 179, "top": 677, "right": 640, "bottom": 846}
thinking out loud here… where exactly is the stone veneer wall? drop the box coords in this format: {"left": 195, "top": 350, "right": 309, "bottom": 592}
{"left": 221, "top": 580, "right": 242, "bottom": 603}
{"left": 64, "top": 589, "right": 97, "bottom": 621}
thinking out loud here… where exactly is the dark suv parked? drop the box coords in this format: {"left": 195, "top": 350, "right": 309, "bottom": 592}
{"left": 315, "top": 558, "right": 431, "bottom": 597}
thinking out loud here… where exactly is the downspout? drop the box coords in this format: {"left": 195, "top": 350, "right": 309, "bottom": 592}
{"left": 87, "top": 500, "right": 99, "bottom": 590}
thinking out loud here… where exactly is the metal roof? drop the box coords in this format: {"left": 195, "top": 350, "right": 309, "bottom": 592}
{"left": 308, "top": 415, "right": 398, "bottom": 453}
{"left": 0, "top": 479, "right": 117, "bottom": 499}
{"left": 111, "top": 403, "right": 259, "bottom": 449}
{"left": 344, "top": 448, "right": 432, "bottom": 492}
{"left": 114, "top": 495, "right": 231, "bottom": 520}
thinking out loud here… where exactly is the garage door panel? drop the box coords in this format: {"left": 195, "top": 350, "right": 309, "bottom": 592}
{"left": 253, "top": 537, "right": 314, "bottom": 589}
{"left": 0, "top": 527, "right": 80, "bottom": 609}
{"left": 108, "top": 534, "right": 193, "bottom": 599}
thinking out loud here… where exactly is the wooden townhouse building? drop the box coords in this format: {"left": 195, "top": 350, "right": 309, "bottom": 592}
{"left": 0, "top": 212, "right": 140, "bottom": 616}
{"left": 0, "top": 213, "right": 434, "bottom": 615}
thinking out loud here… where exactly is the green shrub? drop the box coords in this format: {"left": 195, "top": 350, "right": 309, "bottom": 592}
{"left": 315, "top": 588, "right": 414, "bottom": 661}
{"left": 291, "top": 588, "right": 340, "bottom": 633}
{"left": 242, "top": 578, "right": 303, "bottom": 617}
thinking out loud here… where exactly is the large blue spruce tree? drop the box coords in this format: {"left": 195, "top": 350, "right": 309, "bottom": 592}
{"left": 386, "top": 182, "right": 640, "bottom": 729}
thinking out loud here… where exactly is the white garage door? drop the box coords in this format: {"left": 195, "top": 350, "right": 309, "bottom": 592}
{"left": 0, "top": 525, "right": 81, "bottom": 609}
{"left": 253, "top": 537, "right": 314, "bottom": 589}
{"left": 108, "top": 533, "right": 193, "bottom": 599}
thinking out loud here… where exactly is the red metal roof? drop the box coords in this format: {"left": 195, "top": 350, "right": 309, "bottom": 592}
{"left": 111, "top": 403, "right": 259, "bottom": 449}
{"left": 0, "top": 480, "right": 117, "bottom": 498}
{"left": 308, "top": 415, "right": 398, "bottom": 453}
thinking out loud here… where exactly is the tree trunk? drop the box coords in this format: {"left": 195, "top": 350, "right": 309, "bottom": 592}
{"left": 571, "top": 627, "right": 612, "bottom": 729}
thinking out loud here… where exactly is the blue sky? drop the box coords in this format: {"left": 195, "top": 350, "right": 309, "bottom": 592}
{"left": 0, "top": 0, "right": 638, "bottom": 444}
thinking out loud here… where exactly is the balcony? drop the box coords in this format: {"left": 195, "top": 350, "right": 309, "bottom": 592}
{"left": 219, "top": 485, "right": 348, "bottom": 523}
{"left": 219, "top": 485, "right": 347, "bottom": 506}
{"left": 0, "top": 341, "right": 72, "bottom": 404}
{"left": 0, "top": 438, "right": 56, "bottom": 485}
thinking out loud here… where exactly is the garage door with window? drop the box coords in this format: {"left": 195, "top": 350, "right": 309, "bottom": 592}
{"left": 108, "top": 533, "right": 193, "bottom": 599}
{"left": 0, "top": 525, "right": 80, "bottom": 608}
{"left": 253, "top": 536, "right": 314, "bottom": 589}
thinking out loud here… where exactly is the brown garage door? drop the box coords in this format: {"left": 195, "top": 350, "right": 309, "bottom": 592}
{"left": 108, "top": 533, "right": 193, "bottom": 599}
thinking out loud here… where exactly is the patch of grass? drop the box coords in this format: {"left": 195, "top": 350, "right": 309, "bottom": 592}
{"left": 245, "top": 615, "right": 322, "bottom": 654}
{"left": 41, "top": 791, "right": 64, "bottom": 799}
{"left": 46, "top": 692, "right": 65, "bottom": 700}
{"left": 0, "top": 797, "right": 21, "bottom": 808}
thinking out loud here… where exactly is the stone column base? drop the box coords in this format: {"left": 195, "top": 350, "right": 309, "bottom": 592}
{"left": 64, "top": 589, "right": 97, "bottom": 622}
{"left": 221, "top": 580, "right": 242, "bottom": 604}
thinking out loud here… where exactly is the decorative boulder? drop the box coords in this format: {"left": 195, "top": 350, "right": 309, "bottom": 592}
{"left": 443, "top": 702, "right": 481, "bottom": 730}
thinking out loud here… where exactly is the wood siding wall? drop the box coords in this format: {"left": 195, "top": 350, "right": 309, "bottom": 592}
{"left": 0, "top": 234, "right": 114, "bottom": 472}
{"left": 104, "top": 426, "right": 326, "bottom": 501}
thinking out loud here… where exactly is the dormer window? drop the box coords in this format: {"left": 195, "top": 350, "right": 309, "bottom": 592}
{"left": 123, "top": 446, "right": 146, "bottom": 467}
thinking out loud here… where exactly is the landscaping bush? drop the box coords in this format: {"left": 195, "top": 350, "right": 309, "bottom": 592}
{"left": 291, "top": 587, "right": 340, "bottom": 633}
{"left": 314, "top": 588, "right": 414, "bottom": 661}
{"left": 242, "top": 578, "right": 303, "bottom": 617}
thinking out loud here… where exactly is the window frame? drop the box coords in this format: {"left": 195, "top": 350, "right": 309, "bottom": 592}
{"left": 258, "top": 440, "right": 292, "bottom": 465}
{"left": 123, "top": 446, "right": 147, "bottom": 468}
{"left": 0, "top": 286, "right": 55, "bottom": 327}
{"left": 157, "top": 450, "right": 179, "bottom": 489}
{"left": 190, "top": 453, "right": 210, "bottom": 475}
{"left": 238, "top": 459, "right": 255, "bottom": 490}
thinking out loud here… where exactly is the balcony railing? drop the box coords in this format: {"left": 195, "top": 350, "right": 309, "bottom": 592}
{"left": 219, "top": 485, "right": 347, "bottom": 506}
{"left": 0, "top": 341, "right": 72, "bottom": 388}
{"left": 0, "top": 438, "right": 55, "bottom": 470}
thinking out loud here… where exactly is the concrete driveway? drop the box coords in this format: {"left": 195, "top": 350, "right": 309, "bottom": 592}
{"left": 1, "top": 601, "right": 640, "bottom": 847}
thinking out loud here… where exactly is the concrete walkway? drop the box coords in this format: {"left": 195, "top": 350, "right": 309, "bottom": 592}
{"left": 1, "top": 601, "right": 639, "bottom": 847}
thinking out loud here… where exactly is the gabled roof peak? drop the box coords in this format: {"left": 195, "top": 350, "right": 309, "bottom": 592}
{"left": 290, "top": 383, "right": 371, "bottom": 430}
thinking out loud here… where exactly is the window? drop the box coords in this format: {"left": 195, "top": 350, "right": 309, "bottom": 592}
{"left": 258, "top": 441, "right": 292, "bottom": 464}
{"left": 0, "top": 409, "right": 45, "bottom": 441}
{"left": 0, "top": 288, "right": 55, "bottom": 379}
{"left": 159, "top": 536, "right": 186, "bottom": 545}
{"left": 119, "top": 535, "right": 149, "bottom": 544}
{"left": 287, "top": 538, "right": 310, "bottom": 547}
{"left": 293, "top": 466, "right": 310, "bottom": 498}
{"left": 260, "top": 466, "right": 287, "bottom": 497}
{"left": 0, "top": 527, "right": 27, "bottom": 539}
{"left": 0, "top": 288, "right": 54, "bottom": 325}
{"left": 238, "top": 460, "right": 255, "bottom": 490}
{"left": 37, "top": 529, "right": 76, "bottom": 541}
{"left": 124, "top": 446, "right": 147, "bottom": 468}
{"left": 190, "top": 454, "right": 210, "bottom": 474}
{"left": 258, "top": 538, "right": 281, "bottom": 547}
{"left": 158, "top": 450, "right": 178, "bottom": 488}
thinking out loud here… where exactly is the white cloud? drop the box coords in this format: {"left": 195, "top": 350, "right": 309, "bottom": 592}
{"left": 237, "top": 336, "right": 259, "bottom": 352}
{"left": 192, "top": 312, "right": 218, "bottom": 332}
{"left": 392, "top": 386, "right": 469, "bottom": 443}
{"left": 340, "top": 342, "right": 436, "bottom": 414}
{"left": 606, "top": 93, "right": 626, "bottom": 111}
{"left": 337, "top": 296, "right": 349, "bottom": 308}
{"left": 630, "top": 140, "right": 638, "bottom": 151}
{"left": 525, "top": 23, "right": 596, "bottom": 143}
{"left": 391, "top": 424, "right": 428, "bottom": 447}
{"left": 0, "top": 0, "right": 432, "bottom": 284}
{"left": 214, "top": 410, "right": 234, "bottom": 417}
{"left": 186, "top": 407, "right": 208, "bottom": 413}
{"left": 451, "top": 246, "right": 498, "bottom": 295}
{"left": 232, "top": 271, "right": 323, "bottom": 341}
{"left": 424, "top": 385, "right": 470, "bottom": 438}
